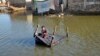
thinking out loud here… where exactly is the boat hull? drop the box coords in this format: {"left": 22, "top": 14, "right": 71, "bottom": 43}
{"left": 34, "top": 33, "right": 53, "bottom": 47}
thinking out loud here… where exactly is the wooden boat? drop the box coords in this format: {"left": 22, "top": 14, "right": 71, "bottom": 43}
{"left": 34, "top": 33, "right": 53, "bottom": 47}
{"left": 33, "top": 25, "right": 54, "bottom": 47}
{"left": 33, "top": 25, "right": 65, "bottom": 47}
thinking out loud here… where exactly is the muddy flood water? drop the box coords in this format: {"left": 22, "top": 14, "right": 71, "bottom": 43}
{"left": 0, "top": 12, "right": 100, "bottom": 56}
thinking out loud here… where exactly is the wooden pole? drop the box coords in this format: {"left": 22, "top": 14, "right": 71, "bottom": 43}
{"left": 53, "top": 26, "right": 57, "bottom": 35}
{"left": 84, "top": 0, "right": 87, "bottom": 10}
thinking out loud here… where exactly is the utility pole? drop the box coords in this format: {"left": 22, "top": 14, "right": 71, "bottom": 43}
{"left": 66, "top": 0, "right": 68, "bottom": 14}
{"left": 84, "top": 0, "right": 87, "bottom": 10}
{"left": 66, "top": 0, "right": 68, "bottom": 10}
{"left": 61, "top": 0, "right": 64, "bottom": 13}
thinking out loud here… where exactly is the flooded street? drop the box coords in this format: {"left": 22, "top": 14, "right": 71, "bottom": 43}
{"left": 0, "top": 12, "right": 100, "bottom": 56}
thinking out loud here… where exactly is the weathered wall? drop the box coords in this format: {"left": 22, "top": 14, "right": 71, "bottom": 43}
{"left": 68, "top": 0, "right": 100, "bottom": 12}
{"left": 63, "top": 0, "right": 67, "bottom": 9}
{"left": 25, "top": 0, "right": 33, "bottom": 9}
{"left": 8, "top": 0, "right": 26, "bottom": 7}
{"left": 7, "top": 0, "right": 33, "bottom": 7}
{"left": 68, "top": 0, "right": 84, "bottom": 11}
{"left": 8, "top": 0, "right": 25, "bottom": 4}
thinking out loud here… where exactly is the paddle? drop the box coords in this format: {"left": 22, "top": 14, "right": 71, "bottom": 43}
{"left": 34, "top": 25, "right": 39, "bottom": 37}
{"left": 51, "top": 26, "right": 58, "bottom": 46}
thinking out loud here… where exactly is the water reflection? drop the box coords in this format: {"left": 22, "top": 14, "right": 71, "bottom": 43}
{"left": 0, "top": 14, "right": 11, "bottom": 34}
{"left": 0, "top": 13, "right": 35, "bottom": 56}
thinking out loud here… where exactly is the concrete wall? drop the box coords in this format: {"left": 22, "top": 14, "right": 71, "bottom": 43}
{"left": 8, "top": 0, "right": 26, "bottom": 7}
{"left": 8, "top": 0, "right": 25, "bottom": 4}
{"left": 51, "top": 0, "right": 67, "bottom": 10}
{"left": 63, "top": 0, "right": 67, "bottom": 9}
{"left": 68, "top": 0, "right": 100, "bottom": 12}
{"left": 8, "top": 0, "right": 33, "bottom": 8}
{"left": 25, "top": 0, "right": 33, "bottom": 9}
